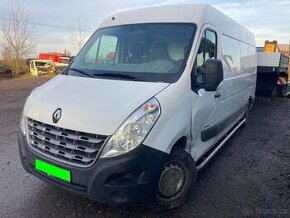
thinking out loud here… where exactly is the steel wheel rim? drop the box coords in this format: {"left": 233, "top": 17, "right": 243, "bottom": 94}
{"left": 158, "top": 162, "right": 185, "bottom": 199}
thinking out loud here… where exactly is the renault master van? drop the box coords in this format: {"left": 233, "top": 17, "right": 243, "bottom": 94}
{"left": 18, "top": 4, "right": 257, "bottom": 211}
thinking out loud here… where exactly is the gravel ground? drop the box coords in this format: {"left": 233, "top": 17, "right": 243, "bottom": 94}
{"left": 0, "top": 76, "right": 289, "bottom": 218}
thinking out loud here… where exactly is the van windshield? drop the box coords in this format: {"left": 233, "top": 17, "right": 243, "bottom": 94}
{"left": 69, "top": 23, "right": 196, "bottom": 83}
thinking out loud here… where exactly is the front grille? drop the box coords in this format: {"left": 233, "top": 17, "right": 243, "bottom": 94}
{"left": 27, "top": 118, "right": 107, "bottom": 167}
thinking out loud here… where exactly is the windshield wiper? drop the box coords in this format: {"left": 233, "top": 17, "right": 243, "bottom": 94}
{"left": 68, "top": 68, "right": 94, "bottom": 78}
{"left": 94, "top": 73, "right": 142, "bottom": 81}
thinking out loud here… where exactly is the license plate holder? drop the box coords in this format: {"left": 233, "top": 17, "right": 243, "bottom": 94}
{"left": 35, "top": 159, "right": 71, "bottom": 182}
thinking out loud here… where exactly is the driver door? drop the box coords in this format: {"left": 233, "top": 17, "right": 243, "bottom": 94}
{"left": 190, "top": 26, "right": 222, "bottom": 160}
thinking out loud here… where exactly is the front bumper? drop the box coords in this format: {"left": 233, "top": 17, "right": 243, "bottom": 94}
{"left": 18, "top": 131, "right": 168, "bottom": 205}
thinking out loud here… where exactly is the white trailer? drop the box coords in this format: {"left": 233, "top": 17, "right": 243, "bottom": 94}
{"left": 256, "top": 52, "right": 289, "bottom": 98}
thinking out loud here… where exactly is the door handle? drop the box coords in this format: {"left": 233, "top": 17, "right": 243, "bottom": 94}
{"left": 214, "top": 92, "right": 221, "bottom": 98}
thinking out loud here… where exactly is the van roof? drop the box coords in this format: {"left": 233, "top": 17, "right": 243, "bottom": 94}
{"left": 99, "top": 4, "right": 255, "bottom": 46}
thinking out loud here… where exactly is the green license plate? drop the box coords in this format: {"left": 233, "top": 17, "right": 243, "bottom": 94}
{"left": 35, "top": 159, "right": 71, "bottom": 182}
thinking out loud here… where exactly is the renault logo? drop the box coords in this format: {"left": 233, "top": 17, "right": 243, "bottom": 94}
{"left": 52, "top": 108, "right": 62, "bottom": 123}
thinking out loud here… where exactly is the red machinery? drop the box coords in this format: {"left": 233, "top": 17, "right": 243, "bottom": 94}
{"left": 39, "top": 53, "right": 70, "bottom": 65}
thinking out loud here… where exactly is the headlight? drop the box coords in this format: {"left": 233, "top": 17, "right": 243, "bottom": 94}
{"left": 100, "top": 97, "right": 161, "bottom": 158}
{"left": 20, "top": 114, "right": 27, "bottom": 136}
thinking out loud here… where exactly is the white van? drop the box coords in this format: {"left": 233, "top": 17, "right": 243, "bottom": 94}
{"left": 29, "top": 60, "right": 55, "bottom": 76}
{"left": 19, "top": 4, "right": 256, "bottom": 211}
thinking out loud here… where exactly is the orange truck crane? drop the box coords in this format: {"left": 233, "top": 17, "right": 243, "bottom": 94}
{"left": 256, "top": 41, "right": 290, "bottom": 98}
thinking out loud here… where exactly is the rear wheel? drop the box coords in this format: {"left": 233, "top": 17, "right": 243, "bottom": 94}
{"left": 151, "top": 148, "right": 197, "bottom": 211}
{"left": 271, "top": 86, "right": 277, "bottom": 101}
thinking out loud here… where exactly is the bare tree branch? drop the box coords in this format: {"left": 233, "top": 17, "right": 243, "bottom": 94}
{"left": 69, "top": 18, "right": 90, "bottom": 52}
{"left": 0, "top": 0, "right": 36, "bottom": 74}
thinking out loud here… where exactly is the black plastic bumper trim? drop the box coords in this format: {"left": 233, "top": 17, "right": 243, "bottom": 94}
{"left": 18, "top": 130, "right": 168, "bottom": 205}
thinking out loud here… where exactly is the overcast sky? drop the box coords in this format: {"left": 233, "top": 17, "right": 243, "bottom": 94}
{"left": 0, "top": 0, "right": 289, "bottom": 57}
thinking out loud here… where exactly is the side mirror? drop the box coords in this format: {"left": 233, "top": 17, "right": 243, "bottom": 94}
{"left": 197, "top": 59, "right": 223, "bottom": 91}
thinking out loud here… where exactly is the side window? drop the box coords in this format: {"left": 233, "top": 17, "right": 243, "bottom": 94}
{"left": 85, "top": 35, "right": 118, "bottom": 64}
{"left": 195, "top": 30, "right": 217, "bottom": 67}
{"left": 97, "top": 35, "right": 118, "bottom": 64}
{"left": 85, "top": 38, "right": 100, "bottom": 64}
{"left": 221, "top": 35, "right": 241, "bottom": 76}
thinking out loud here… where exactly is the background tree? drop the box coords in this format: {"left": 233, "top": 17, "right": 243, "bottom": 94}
{"left": 0, "top": 1, "right": 36, "bottom": 74}
{"left": 1, "top": 47, "right": 12, "bottom": 66}
{"left": 69, "top": 18, "right": 90, "bottom": 52}
{"left": 63, "top": 48, "right": 71, "bottom": 57}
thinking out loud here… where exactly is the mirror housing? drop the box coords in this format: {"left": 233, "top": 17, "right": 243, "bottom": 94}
{"left": 197, "top": 59, "right": 223, "bottom": 91}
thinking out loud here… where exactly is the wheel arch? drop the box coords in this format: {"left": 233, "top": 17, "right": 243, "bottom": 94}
{"left": 169, "top": 136, "right": 192, "bottom": 155}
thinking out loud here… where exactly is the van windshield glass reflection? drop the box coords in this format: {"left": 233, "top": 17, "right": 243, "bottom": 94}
{"left": 69, "top": 24, "right": 196, "bottom": 82}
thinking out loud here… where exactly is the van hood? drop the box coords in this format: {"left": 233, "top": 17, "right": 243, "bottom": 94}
{"left": 24, "top": 75, "right": 169, "bottom": 135}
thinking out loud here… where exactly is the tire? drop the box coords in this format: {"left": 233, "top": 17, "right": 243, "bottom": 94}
{"left": 151, "top": 147, "right": 197, "bottom": 211}
{"left": 271, "top": 86, "right": 277, "bottom": 102}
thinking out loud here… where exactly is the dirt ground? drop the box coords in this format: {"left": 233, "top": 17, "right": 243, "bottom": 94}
{"left": 0, "top": 76, "right": 289, "bottom": 218}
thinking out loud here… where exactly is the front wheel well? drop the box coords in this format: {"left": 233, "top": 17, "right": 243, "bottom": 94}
{"left": 171, "top": 136, "right": 187, "bottom": 151}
